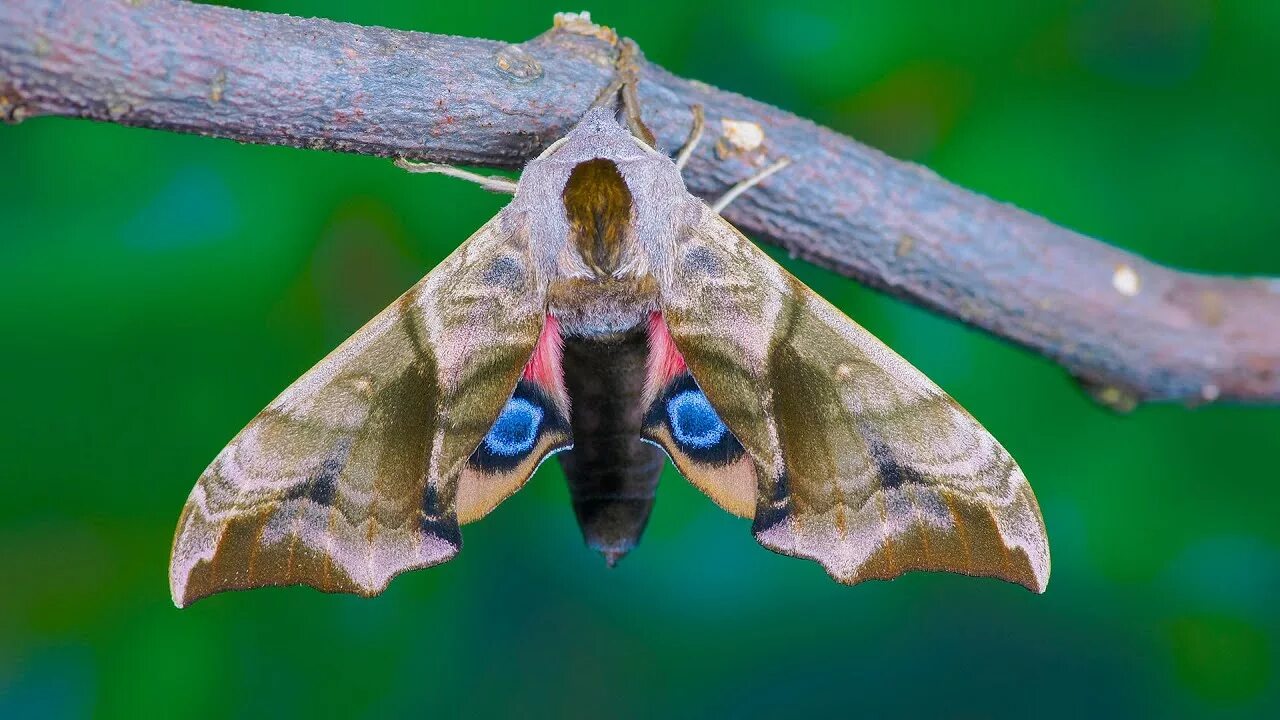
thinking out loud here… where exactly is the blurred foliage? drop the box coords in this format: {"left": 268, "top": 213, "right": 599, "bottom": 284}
{"left": 3, "top": 0, "right": 1280, "bottom": 717}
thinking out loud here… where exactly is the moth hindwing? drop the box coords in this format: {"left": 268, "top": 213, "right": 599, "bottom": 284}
{"left": 169, "top": 99, "right": 1049, "bottom": 606}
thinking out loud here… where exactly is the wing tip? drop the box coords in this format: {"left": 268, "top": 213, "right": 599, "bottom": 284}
{"left": 1025, "top": 544, "right": 1052, "bottom": 594}
{"left": 169, "top": 565, "right": 221, "bottom": 609}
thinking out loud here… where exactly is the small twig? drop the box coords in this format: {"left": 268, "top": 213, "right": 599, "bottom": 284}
{"left": 674, "top": 105, "right": 705, "bottom": 172}
{"left": 710, "top": 158, "right": 791, "bottom": 214}
{"left": 394, "top": 158, "right": 518, "bottom": 194}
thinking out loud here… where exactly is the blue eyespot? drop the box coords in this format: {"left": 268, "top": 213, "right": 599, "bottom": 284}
{"left": 666, "top": 389, "right": 728, "bottom": 449}
{"left": 483, "top": 397, "right": 544, "bottom": 457}
{"left": 469, "top": 381, "right": 567, "bottom": 473}
{"left": 645, "top": 373, "right": 745, "bottom": 466}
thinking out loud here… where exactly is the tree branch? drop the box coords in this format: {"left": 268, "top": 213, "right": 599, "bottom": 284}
{"left": 3, "top": 0, "right": 1278, "bottom": 407}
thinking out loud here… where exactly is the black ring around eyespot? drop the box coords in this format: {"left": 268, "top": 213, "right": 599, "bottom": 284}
{"left": 468, "top": 380, "right": 566, "bottom": 473}
{"left": 646, "top": 373, "right": 744, "bottom": 466}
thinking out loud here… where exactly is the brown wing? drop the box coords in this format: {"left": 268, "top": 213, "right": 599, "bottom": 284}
{"left": 170, "top": 211, "right": 549, "bottom": 607}
{"left": 656, "top": 204, "right": 1050, "bottom": 592}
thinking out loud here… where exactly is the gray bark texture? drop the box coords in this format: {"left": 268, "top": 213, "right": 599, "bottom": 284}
{"left": 3, "top": 0, "right": 1278, "bottom": 407}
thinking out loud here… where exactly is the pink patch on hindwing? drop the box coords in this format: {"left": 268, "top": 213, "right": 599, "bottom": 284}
{"left": 645, "top": 311, "right": 688, "bottom": 402}
{"left": 523, "top": 315, "right": 568, "bottom": 411}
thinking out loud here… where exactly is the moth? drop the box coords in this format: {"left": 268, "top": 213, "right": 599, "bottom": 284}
{"left": 169, "top": 84, "right": 1050, "bottom": 607}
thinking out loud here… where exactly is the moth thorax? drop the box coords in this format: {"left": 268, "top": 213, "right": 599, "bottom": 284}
{"left": 562, "top": 158, "right": 633, "bottom": 277}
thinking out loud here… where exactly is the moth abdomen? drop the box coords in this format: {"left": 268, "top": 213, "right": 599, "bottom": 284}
{"left": 558, "top": 329, "right": 665, "bottom": 565}
{"left": 563, "top": 449, "right": 665, "bottom": 566}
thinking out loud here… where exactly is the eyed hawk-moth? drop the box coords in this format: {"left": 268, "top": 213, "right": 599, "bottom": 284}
{"left": 169, "top": 93, "right": 1050, "bottom": 608}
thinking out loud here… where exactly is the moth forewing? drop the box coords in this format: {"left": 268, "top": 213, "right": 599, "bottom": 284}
{"left": 655, "top": 205, "right": 1050, "bottom": 593}
{"left": 169, "top": 215, "right": 549, "bottom": 606}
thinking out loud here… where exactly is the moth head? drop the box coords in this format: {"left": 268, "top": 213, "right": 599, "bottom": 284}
{"left": 513, "top": 107, "right": 699, "bottom": 288}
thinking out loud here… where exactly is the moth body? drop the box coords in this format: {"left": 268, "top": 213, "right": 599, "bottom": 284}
{"left": 498, "top": 109, "right": 723, "bottom": 563}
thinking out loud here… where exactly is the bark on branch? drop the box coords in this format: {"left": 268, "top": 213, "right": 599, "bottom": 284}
{"left": 3, "top": 0, "right": 1278, "bottom": 407}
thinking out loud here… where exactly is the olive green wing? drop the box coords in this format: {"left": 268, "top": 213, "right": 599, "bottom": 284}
{"left": 170, "top": 211, "right": 559, "bottom": 607}
{"left": 655, "top": 205, "right": 1050, "bottom": 592}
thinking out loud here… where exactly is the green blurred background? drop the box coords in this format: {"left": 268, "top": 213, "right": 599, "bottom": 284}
{"left": 4, "top": 0, "right": 1280, "bottom": 717}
